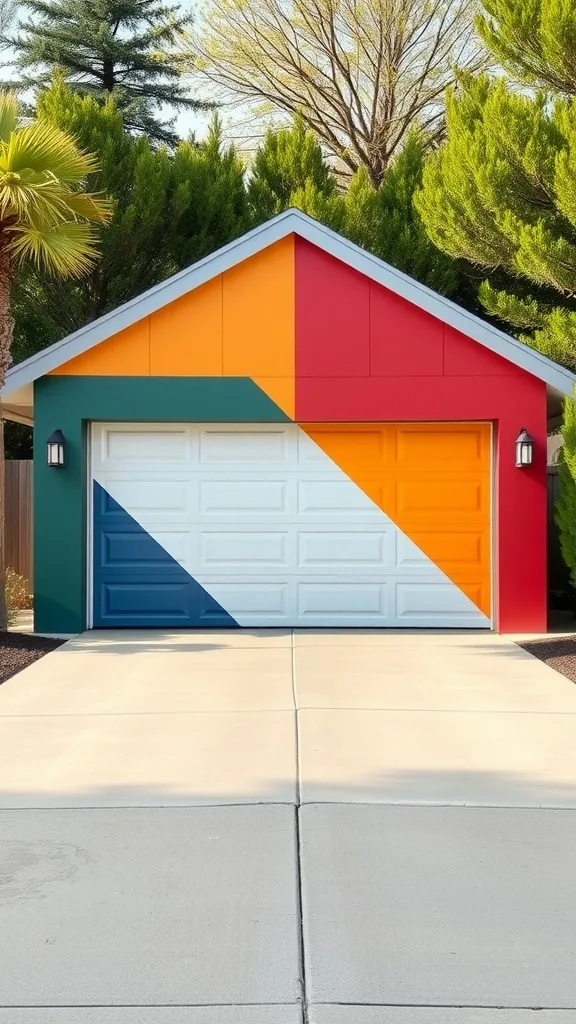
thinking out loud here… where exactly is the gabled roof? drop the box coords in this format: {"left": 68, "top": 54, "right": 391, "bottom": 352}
{"left": 3, "top": 208, "right": 575, "bottom": 405}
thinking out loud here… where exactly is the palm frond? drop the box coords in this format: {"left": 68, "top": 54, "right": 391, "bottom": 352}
{"left": 64, "top": 190, "right": 113, "bottom": 223}
{"left": 0, "top": 93, "right": 19, "bottom": 147}
{"left": 7, "top": 220, "right": 100, "bottom": 277}
{"left": 0, "top": 91, "right": 108, "bottom": 280}
{"left": 0, "top": 175, "right": 78, "bottom": 222}
{"left": 3, "top": 121, "right": 99, "bottom": 183}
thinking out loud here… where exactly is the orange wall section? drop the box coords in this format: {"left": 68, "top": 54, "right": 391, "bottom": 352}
{"left": 49, "top": 237, "right": 296, "bottom": 417}
{"left": 222, "top": 236, "right": 295, "bottom": 416}
{"left": 149, "top": 277, "right": 223, "bottom": 376}
{"left": 303, "top": 422, "right": 492, "bottom": 616}
{"left": 51, "top": 320, "right": 151, "bottom": 376}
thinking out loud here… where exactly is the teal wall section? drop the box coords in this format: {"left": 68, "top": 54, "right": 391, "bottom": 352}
{"left": 34, "top": 375, "right": 291, "bottom": 634}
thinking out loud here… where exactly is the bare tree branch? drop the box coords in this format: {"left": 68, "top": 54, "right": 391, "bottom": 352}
{"left": 192, "top": 0, "right": 483, "bottom": 185}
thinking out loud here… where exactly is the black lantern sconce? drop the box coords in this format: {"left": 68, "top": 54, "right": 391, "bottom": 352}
{"left": 515, "top": 428, "right": 534, "bottom": 468}
{"left": 46, "top": 429, "right": 66, "bottom": 467}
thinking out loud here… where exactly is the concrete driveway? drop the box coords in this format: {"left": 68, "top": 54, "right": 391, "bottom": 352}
{"left": 1, "top": 629, "right": 576, "bottom": 1022}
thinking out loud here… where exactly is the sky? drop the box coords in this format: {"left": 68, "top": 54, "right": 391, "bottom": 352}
{"left": 1, "top": 0, "right": 235, "bottom": 146}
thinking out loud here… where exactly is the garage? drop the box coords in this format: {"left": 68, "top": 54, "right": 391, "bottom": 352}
{"left": 3, "top": 209, "right": 572, "bottom": 634}
{"left": 91, "top": 421, "right": 492, "bottom": 629}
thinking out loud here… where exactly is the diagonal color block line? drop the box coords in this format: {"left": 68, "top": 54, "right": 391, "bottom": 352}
{"left": 51, "top": 236, "right": 297, "bottom": 397}
{"left": 92, "top": 481, "right": 240, "bottom": 628}
{"left": 251, "top": 376, "right": 295, "bottom": 420}
{"left": 92, "top": 424, "right": 489, "bottom": 628}
{"left": 300, "top": 422, "right": 492, "bottom": 616}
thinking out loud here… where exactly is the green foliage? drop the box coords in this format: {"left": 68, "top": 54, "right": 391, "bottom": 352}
{"left": 415, "top": 74, "right": 576, "bottom": 368}
{"left": 12, "top": 79, "right": 249, "bottom": 354}
{"left": 4, "top": 422, "right": 32, "bottom": 458}
{"left": 12, "top": 93, "right": 470, "bottom": 364}
{"left": 5, "top": 567, "right": 32, "bottom": 621}
{"left": 476, "top": 0, "right": 576, "bottom": 96}
{"left": 555, "top": 396, "right": 576, "bottom": 592}
{"left": 248, "top": 117, "right": 338, "bottom": 221}
{"left": 248, "top": 121, "right": 464, "bottom": 297}
{"left": 11, "top": 0, "right": 208, "bottom": 145}
{"left": 343, "top": 134, "right": 463, "bottom": 299}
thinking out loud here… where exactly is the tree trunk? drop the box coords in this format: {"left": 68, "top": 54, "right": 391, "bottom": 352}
{"left": 102, "top": 58, "right": 116, "bottom": 92}
{"left": 0, "top": 414, "right": 6, "bottom": 631}
{"left": 0, "top": 239, "right": 15, "bottom": 632}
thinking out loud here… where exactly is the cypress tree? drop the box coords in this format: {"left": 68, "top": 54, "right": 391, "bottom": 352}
{"left": 555, "top": 395, "right": 576, "bottom": 596}
{"left": 415, "top": 76, "right": 576, "bottom": 369}
{"left": 476, "top": 0, "right": 576, "bottom": 96}
{"left": 344, "top": 132, "right": 464, "bottom": 299}
{"left": 11, "top": 0, "right": 209, "bottom": 144}
{"left": 247, "top": 118, "right": 343, "bottom": 227}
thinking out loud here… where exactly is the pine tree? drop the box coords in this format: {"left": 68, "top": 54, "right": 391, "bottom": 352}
{"left": 415, "top": 75, "right": 576, "bottom": 369}
{"left": 555, "top": 395, "right": 576, "bottom": 593}
{"left": 11, "top": 0, "right": 208, "bottom": 144}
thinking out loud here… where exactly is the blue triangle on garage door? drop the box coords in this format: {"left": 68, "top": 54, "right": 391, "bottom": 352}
{"left": 92, "top": 481, "right": 239, "bottom": 628}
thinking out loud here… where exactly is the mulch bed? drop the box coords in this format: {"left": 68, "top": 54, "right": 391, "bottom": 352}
{"left": 520, "top": 635, "right": 576, "bottom": 684}
{"left": 0, "top": 631, "right": 65, "bottom": 685}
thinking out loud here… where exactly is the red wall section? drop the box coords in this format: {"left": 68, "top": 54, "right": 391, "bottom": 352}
{"left": 370, "top": 284, "right": 444, "bottom": 376}
{"left": 296, "top": 239, "right": 370, "bottom": 377}
{"left": 494, "top": 382, "right": 547, "bottom": 634}
{"left": 444, "top": 325, "right": 526, "bottom": 376}
{"left": 295, "top": 237, "right": 548, "bottom": 633}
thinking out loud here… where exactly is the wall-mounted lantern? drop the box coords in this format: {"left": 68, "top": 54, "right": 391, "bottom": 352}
{"left": 46, "top": 429, "right": 66, "bottom": 467}
{"left": 515, "top": 428, "right": 534, "bottom": 468}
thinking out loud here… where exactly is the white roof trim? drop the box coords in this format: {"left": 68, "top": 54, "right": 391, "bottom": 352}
{"left": 4, "top": 208, "right": 576, "bottom": 398}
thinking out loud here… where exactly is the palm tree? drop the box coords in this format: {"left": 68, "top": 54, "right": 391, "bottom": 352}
{"left": 0, "top": 91, "right": 111, "bottom": 628}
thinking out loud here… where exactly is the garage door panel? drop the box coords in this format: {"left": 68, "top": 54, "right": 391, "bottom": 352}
{"left": 297, "top": 530, "right": 391, "bottom": 568}
{"left": 395, "top": 582, "right": 485, "bottom": 622}
{"left": 199, "top": 427, "right": 292, "bottom": 463}
{"left": 199, "top": 479, "right": 289, "bottom": 515}
{"left": 98, "top": 530, "right": 192, "bottom": 569}
{"left": 199, "top": 531, "right": 290, "bottom": 568}
{"left": 205, "top": 581, "right": 291, "bottom": 619}
{"left": 395, "top": 425, "right": 488, "bottom": 465}
{"left": 92, "top": 423, "right": 492, "bottom": 628}
{"left": 303, "top": 428, "right": 387, "bottom": 464}
{"left": 412, "top": 529, "right": 487, "bottom": 561}
{"left": 297, "top": 582, "right": 387, "bottom": 620}
{"left": 101, "top": 428, "right": 192, "bottom": 464}
{"left": 97, "top": 581, "right": 236, "bottom": 628}
{"left": 396, "top": 480, "right": 488, "bottom": 518}
{"left": 107, "top": 480, "right": 192, "bottom": 515}
{"left": 297, "top": 480, "right": 381, "bottom": 517}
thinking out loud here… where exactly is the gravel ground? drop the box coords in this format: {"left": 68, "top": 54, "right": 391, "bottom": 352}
{"left": 0, "top": 631, "right": 64, "bottom": 685}
{"left": 520, "top": 635, "right": 576, "bottom": 685}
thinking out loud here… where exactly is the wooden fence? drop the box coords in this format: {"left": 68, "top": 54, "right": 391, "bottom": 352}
{"left": 0, "top": 460, "right": 572, "bottom": 604}
{"left": 5, "top": 460, "right": 32, "bottom": 585}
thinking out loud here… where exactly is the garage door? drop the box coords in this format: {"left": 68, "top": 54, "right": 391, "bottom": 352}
{"left": 91, "top": 422, "right": 492, "bottom": 628}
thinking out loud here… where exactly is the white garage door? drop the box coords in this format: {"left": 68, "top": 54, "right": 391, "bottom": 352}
{"left": 90, "top": 422, "right": 490, "bottom": 629}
